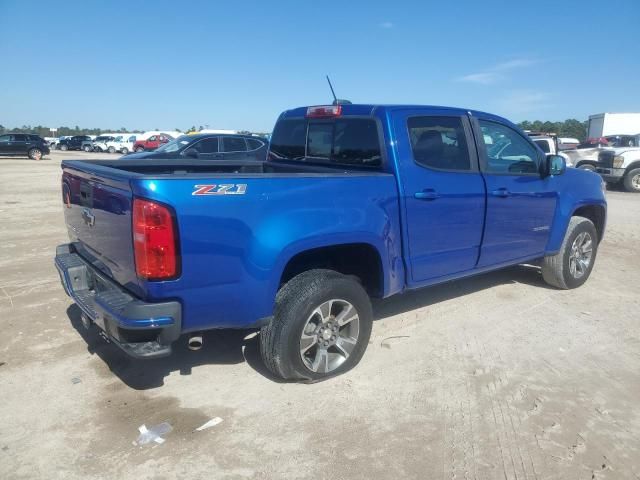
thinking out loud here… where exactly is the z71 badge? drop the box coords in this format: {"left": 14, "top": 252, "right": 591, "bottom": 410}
{"left": 192, "top": 184, "right": 247, "bottom": 196}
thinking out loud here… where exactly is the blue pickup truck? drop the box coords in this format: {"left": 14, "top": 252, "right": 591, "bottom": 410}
{"left": 55, "top": 103, "right": 607, "bottom": 381}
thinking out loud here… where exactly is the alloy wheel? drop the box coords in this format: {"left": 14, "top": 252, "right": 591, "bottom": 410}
{"left": 299, "top": 299, "right": 360, "bottom": 374}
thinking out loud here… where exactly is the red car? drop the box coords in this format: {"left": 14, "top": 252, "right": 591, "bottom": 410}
{"left": 133, "top": 134, "right": 173, "bottom": 152}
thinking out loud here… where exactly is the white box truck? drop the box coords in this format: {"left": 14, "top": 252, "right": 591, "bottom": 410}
{"left": 587, "top": 113, "right": 640, "bottom": 138}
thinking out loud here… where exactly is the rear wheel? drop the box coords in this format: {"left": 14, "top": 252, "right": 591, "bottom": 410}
{"left": 135, "top": 146, "right": 145, "bottom": 152}
{"left": 28, "top": 148, "right": 42, "bottom": 160}
{"left": 623, "top": 168, "right": 640, "bottom": 193}
{"left": 542, "top": 217, "right": 598, "bottom": 289}
{"left": 260, "top": 269, "right": 373, "bottom": 382}
{"left": 83, "top": 145, "right": 92, "bottom": 152}
{"left": 121, "top": 147, "right": 129, "bottom": 155}
{"left": 60, "top": 144, "right": 68, "bottom": 151}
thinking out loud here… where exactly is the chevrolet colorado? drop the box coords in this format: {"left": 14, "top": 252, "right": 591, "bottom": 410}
{"left": 55, "top": 104, "right": 607, "bottom": 381}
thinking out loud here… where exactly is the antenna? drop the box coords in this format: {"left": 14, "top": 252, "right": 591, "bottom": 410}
{"left": 326, "top": 75, "right": 338, "bottom": 104}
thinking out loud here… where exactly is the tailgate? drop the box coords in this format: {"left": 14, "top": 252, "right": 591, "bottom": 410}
{"left": 62, "top": 165, "right": 141, "bottom": 296}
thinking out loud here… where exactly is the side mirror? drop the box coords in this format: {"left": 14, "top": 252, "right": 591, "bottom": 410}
{"left": 183, "top": 148, "right": 199, "bottom": 159}
{"left": 545, "top": 154, "right": 566, "bottom": 176}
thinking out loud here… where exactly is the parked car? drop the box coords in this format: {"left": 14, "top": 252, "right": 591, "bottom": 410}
{"left": 0, "top": 133, "right": 50, "bottom": 160}
{"left": 122, "top": 133, "right": 268, "bottom": 161}
{"left": 562, "top": 142, "right": 610, "bottom": 171}
{"left": 132, "top": 134, "right": 173, "bottom": 152}
{"left": 105, "top": 134, "right": 141, "bottom": 154}
{"left": 55, "top": 103, "right": 606, "bottom": 381}
{"left": 57, "top": 135, "right": 93, "bottom": 151}
{"left": 596, "top": 146, "right": 640, "bottom": 192}
{"left": 90, "top": 135, "right": 116, "bottom": 152}
{"left": 530, "top": 135, "right": 573, "bottom": 166}
{"left": 49, "top": 136, "right": 72, "bottom": 149}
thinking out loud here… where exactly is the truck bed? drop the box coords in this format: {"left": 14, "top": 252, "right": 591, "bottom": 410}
{"left": 67, "top": 158, "right": 387, "bottom": 177}
{"left": 60, "top": 158, "right": 401, "bottom": 333}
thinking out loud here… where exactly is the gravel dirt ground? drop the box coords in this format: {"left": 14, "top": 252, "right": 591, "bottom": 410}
{"left": 1, "top": 151, "right": 639, "bottom": 480}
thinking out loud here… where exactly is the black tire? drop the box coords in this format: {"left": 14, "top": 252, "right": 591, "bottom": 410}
{"left": 28, "top": 148, "right": 42, "bottom": 160}
{"left": 108, "top": 146, "right": 116, "bottom": 154}
{"left": 121, "top": 147, "right": 129, "bottom": 155}
{"left": 260, "top": 269, "right": 373, "bottom": 382}
{"left": 542, "top": 217, "right": 598, "bottom": 289}
{"left": 578, "top": 163, "right": 596, "bottom": 172}
{"left": 83, "top": 145, "right": 92, "bottom": 152}
{"left": 135, "top": 146, "right": 144, "bottom": 152}
{"left": 623, "top": 168, "right": 640, "bottom": 193}
{"left": 60, "top": 144, "right": 68, "bottom": 151}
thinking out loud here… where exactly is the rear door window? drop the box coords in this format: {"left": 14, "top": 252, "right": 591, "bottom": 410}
{"left": 269, "top": 118, "right": 381, "bottom": 167}
{"left": 193, "top": 137, "right": 219, "bottom": 153}
{"left": 222, "top": 137, "right": 247, "bottom": 152}
{"left": 407, "top": 116, "right": 471, "bottom": 171}
{"left": 246, "top": 138, "right": 264, "bottom": 150}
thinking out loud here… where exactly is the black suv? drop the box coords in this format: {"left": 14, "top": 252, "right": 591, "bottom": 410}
{"left": 123, "top": 133, "right": 269, "bottom": 161}
{"left": 0, "top": 134, "right": 50, "bottom": 160}
{"left": 57, "top": 135, "right": 92, "bottom": 151}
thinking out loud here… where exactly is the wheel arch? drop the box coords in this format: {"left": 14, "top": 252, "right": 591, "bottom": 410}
{"left": 278, "top": 242, "right": 385, "bottom": 298}
{"left": 624, "top": 161, "right": 640, "bottom": 175}
{"left": 572, "top": 204, "right": 606, "bottom": 243}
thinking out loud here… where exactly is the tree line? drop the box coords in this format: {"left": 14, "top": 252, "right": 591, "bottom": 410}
{"left": 0, "top": 124, "right": 268, "bottom": 137}
{"left": 1, "top": 119, "right": 588, "bottom": 141}
{"left": 517, "top": 119, "right": 588, "bottom": 141}
{"left": 0, "top": 125, "right": 146, "bottom": 137}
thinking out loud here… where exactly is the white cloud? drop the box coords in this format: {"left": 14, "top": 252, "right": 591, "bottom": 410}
{"left": 493, "top": 58, "right": 538, "bottom": 71}
{"left": 456, "top": 57, "right": 538, "bottom": 85}
{"left": 457, "top": 72, "right": 501, "bottom": 85}
{"left": 496, "top": 90, "right": 552, "bottom": 116}
{"left": 379, "top": 22, "right": 394, "bottom": 29}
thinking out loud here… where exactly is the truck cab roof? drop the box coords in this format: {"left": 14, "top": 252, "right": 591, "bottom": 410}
{"left": 278, "top": 103, "right": 514, "bottom": 125}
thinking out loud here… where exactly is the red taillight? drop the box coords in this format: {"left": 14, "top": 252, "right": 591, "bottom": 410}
{"left": 132, "top": 198, "right": 178, "bottom": 280}
{"left": 306, "top": 105, "right": 342, "bottom": 118}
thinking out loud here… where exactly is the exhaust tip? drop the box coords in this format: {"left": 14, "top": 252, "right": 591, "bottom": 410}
{"left": 188, "top": 335, "right": 203, "bottom": 351}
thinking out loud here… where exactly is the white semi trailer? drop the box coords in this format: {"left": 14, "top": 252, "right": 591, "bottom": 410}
{"left": 587, "top": 113, "right": 640, "bottom": 138}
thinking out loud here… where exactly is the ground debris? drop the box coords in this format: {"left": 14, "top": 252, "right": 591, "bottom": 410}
{"left": 195, "top": 417, "right": 223, "bottom": 432}
{"left": 380, "top": 335, "right": 410, "bottom": 349}
{"left": 134, "top": 423, "right": 172, "bottom": 446}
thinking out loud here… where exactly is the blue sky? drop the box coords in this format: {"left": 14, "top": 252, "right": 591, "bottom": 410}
{"left": 1, "top": 0, "right": 639, "bottom": 132}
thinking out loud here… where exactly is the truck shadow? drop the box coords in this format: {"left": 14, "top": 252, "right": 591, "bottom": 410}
{"left": 66, "top": 264, "right": 550, "bottom": 389}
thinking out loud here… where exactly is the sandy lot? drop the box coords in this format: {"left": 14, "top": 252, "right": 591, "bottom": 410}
{"left": 1, "top": 151, "right": 639, "bottom": 480}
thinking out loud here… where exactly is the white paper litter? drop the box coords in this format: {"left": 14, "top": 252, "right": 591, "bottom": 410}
{"left": 195, "top": 417, "right": 223, "bottom": 431}
{"left": 135, "top": 422, "right": 172, "bottom": 445}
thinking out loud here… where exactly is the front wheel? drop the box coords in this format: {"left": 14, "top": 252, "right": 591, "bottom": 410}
{"left": 108, "top": 146, "right": 116, "bottom": 154}
{"left": 623, "top": 168, "right": 640, "bottom": 193}
{"left": 121, "top": 147, "right": 129, "bottom": 155}
{"left": 28, "top": 148, "right": 42, "bottom": 160}
{"left": 260, "top": 269, "right": 373, "bottom": 382}
{"left": 578, "top": 163, "right": 596, "bottom": 172}
{"left": 135, "top": 146, "right": 144, "bottom": 152}
{"left": 542, "top": 217, "right": 598, "bottom": 289}
{"left": 83, "top": 145, "right": 92, "bottom": 152}
{"left": 60, "top": 144, "right": 68, "bottom": 151}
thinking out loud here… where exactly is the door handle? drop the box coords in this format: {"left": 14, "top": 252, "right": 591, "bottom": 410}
{"left": 414, "top": 189, "right": 440, "bottom": 200}
{"left": 490, "top": 188, "right": 511, "bottom": 198}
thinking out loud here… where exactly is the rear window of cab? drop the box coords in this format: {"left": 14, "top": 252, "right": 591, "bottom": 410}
{"left": 269, "top": 118, "right": 382, "bottom": 167}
